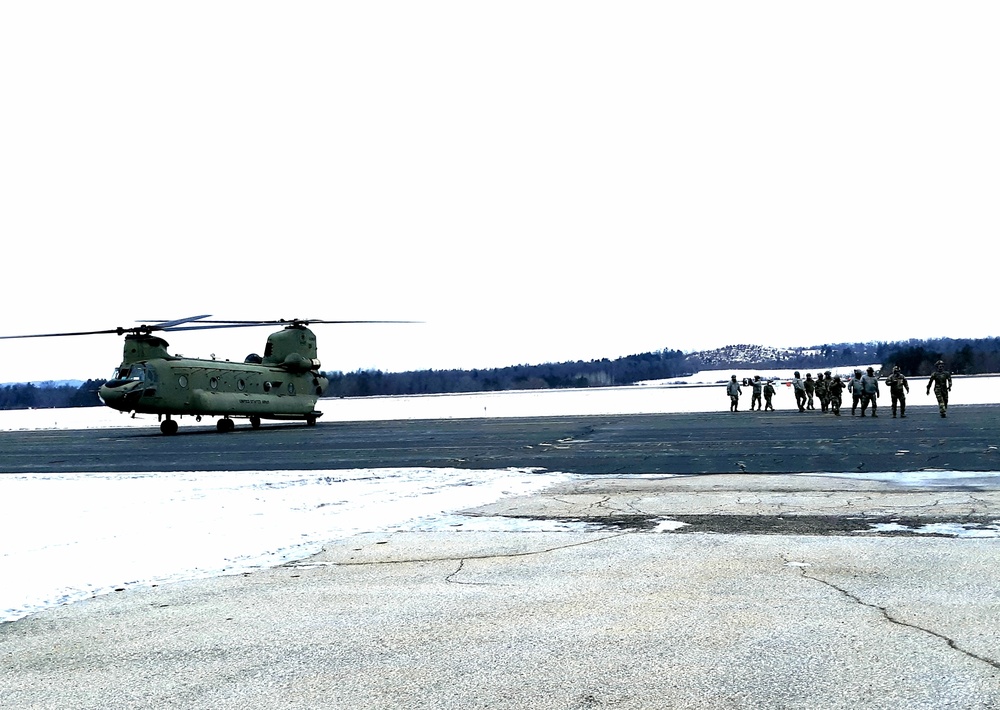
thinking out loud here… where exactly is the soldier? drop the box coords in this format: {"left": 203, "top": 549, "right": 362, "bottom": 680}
{"left": 847, "top": 370, "right": 864, "bottom": 416}
{"left": 727, "top": 375, "right": 742, "bottom": 412}
{"left": 750, "top": 375, "right": 764, "bottom": 411}
{"left": 763, "top": 379, "right": 777, "bottom": 411}
{"left": 804, "top": 373, "right": 816, "bottom": 410}
{"left": 815, "top": 372, "right": 830, "bottom": 413}
{"left": 926, "top": 360, "right": 953, "bottom": 418}
{"left": 860, "top": 366, "right": 880, "bottom": 417}
{"left": 828, "top": 374, "right": 845, "bottom": 416}
{"left": 791, "top": 371, "right": 806, "bottom": 412}
{"left": 886, "top": 365, "right": 910, "bottom": 418}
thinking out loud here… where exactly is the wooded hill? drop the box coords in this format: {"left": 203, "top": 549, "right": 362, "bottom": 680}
{"left": 322, "top": 337, "right": 991, "bottom": 398}
{"left": 2, "top": 337, "right": 998, "bottom": 409}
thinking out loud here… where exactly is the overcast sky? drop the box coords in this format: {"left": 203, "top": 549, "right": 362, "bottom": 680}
{"left": 2, "top": 3, "right": 998, "bottom": 383}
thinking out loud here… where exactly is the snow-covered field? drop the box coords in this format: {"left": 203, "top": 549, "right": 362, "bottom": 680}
{"left": 3, "top": 371, "right": 1000, "bottom": 624}
{"left": 4, "top": 369, "right": 1000, "bottom": 432}
{"left": 0, "top": 467, "right": 582, "bottom": 623}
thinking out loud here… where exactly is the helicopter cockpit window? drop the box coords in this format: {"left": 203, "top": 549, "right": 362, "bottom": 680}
{"left": 113, "top": 365, "right": 145, "bottom": 382}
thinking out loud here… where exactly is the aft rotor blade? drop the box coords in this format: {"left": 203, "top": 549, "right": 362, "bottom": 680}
{"left": 143, "top": 319, "right": 422, "bottom": 329}
{"left": 158, "top": 323, "right": 283, "bottom": 332}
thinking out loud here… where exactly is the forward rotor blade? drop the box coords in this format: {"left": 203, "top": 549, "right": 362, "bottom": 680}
{"left": 140, "top": 315, "right": 213, "bottom": 330}
{"left": 0, "top": 316, "right": 421, "bottom": 341}
{"left": 169, "top": 319, "right": 421, "bottom": 326}
{"left": 0, "top": 328, "right": 124, "bottom": 340}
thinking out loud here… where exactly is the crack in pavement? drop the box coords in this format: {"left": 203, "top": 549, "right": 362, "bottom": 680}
{"left": 285, "top": 533, "right": 631, "bottom": 572}
{"left": 445, "top": 558, "right": 499, "bottom": 586}
{"left": 441, "top": 533, "right": 632, "bottom": 586}
{"left": 622, "top": 499, "right": 650, "bottom": 516}
{"left": 785, "top": 557, "right": 1000, "bottom": 672}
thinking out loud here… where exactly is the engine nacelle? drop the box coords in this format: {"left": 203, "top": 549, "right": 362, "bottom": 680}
{"left": 282, "top": 352, "right": 322, "bottom": 373}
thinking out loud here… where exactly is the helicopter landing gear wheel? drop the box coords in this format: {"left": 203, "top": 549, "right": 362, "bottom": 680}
{"left": 160, "top": 419, "right": 179, "bottom": 436}
{"left": 249, "top": 416, "right": 261, "bottom": 429}
{"left": 305, "top": 414, "right": 317, "bottom": 427}
{"left": 217, "top": 418, "right": 236, "bottom": 433}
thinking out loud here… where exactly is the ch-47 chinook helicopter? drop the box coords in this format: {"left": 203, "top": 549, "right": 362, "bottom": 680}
{"left": 1, "top": 315, "right": 412, "bottom": 435}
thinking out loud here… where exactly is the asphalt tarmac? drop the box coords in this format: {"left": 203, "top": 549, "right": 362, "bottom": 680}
{"left": 2, "top": 402, "right": 999, "bottom": 475}
{"left": 2, "top": 405, "right": 999, "bottom": 708}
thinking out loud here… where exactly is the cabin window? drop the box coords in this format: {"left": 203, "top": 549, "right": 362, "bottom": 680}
{"left": 210, "top": 377, "right": 219, "bottom": 390}
{"left": 287, "top": 383, "right": 296, "bottom": 395}
{"left": 237, "top": 379, "right": 246, "bottom": 391}
{"left": 263, "top": 381, "right": 272, "bottom": 392}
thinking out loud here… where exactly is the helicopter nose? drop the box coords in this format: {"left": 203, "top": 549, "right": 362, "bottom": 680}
{"left": 99, "top": 381, "right": 143, "bottom": 412}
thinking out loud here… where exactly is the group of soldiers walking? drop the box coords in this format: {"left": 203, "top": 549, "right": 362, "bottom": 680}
{"left": 726, "top": 361, "right": 954, "bottom": 418}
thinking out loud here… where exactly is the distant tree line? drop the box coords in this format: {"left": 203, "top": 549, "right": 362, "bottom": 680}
{"left": 0, "top": 380, "right": 104, "bottom": 410}
{"left": 3, "top": 338, "right": 1000, "bottom": 409}
{"left": 322, "top": 338, "right": 1000, "bottom": 398}
{"left": 876, "top": 338, "right": 1000, "bottom": 376}
{"left": 323, "top": 349, "right": 690, "bottom": 397}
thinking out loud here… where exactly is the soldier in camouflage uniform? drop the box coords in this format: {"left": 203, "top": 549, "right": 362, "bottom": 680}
{"left": 727, "top": 375, "right": 742, "bottom": 412}
{"left": 926, "top": 360, "right": 953, "bottom": 418}
{"left": 815, "top": 372, "right": 830, "bottom": 413}
{"left": 749, "top": 375, "right": 764, "bottom": 411}
{"left": 847, "top": 370, "right": 864, "bottom": 415}
{"left": 860, "top": 366, "right": 880, "bottom": 417}
{"left": 763, "top": 379, "right": 777, "bottom": 411}
{"left": 828, "top": 374, "right": 845, "bottom": 416}
{"left": 804, "top": 373, "right": 816, "bottom": 410}
{"left": 885, "top": 365, "right": 909, "bottom": 418}
{"left": 791, "top": 371, "right": 807, "bottom": 412}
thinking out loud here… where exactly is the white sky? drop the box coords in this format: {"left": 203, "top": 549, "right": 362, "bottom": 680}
{"left": 2, "top": 3, "right": 998, "bottom": 382}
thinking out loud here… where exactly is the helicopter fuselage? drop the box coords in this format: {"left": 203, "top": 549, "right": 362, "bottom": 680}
{"left": 97, "top": 327, "right": 328, "bottom": 434}
{"left": 2, "top": 317, "right": 411, "bottom": 435}
{"left": 99, "top": 358, "right": 326, "bottom": 417}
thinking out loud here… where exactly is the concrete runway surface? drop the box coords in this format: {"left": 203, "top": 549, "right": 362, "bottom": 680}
{"left": 2, "top": 408, "right": 999, "bottom": 708}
